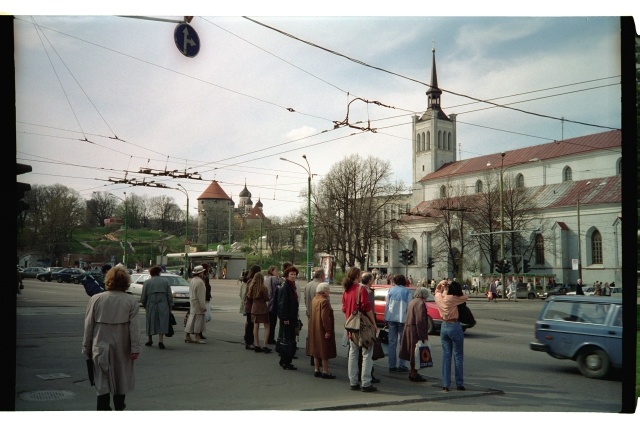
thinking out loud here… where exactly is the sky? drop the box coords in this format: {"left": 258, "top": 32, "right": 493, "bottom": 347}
{"left": 12, "top": 4, "right": 632, "bottom": 222}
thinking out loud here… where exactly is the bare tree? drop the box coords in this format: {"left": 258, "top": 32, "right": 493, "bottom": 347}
{"left": 314, "top": 154, "right": 406, "bottom": 271}
{"left": 149, "top": 195, "right": 178, "bottom": 232}
{"left": 86, "top": 192, "right": 119, "bottom": 227}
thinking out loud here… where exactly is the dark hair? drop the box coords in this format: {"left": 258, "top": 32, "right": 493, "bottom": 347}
{"left": 149, "top": 265, "right": 162, "bottom": 277}
{"left": 393, "top": 274, "right": 407, "bottom": 286}
{"left": 283, "top": 266, "right": 299, "bottom": 277}
{"left": 342, "top": 267, "right": 361, "bottom": 291}
{"left": 244, "top": 264, "right": 261, "bottom": 283}
{"left": 447, "top": 280, "right": 463, "bottom": 296}
{"left": 281, "top": 262, "right": 292, "bottom": 272}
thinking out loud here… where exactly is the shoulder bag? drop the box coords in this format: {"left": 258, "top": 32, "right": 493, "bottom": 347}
{"left": 344, "top": 285, "right": 363, "bottom": 332}
{"left": 347, "top": 285, "right": 377, "bottom": 348}
{"left": 457, "top": 302, "right": 476, "bottom": 328}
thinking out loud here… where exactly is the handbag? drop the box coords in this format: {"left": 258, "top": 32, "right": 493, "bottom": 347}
{"left": 457, "top": 302, "right": 476, "bottom": 328}
{"left": 372, "top": 338, "right": 385, "bottom": 360}
{"left": 276, "top": 337, "right": 297, "bottom": 357}
{"left": 344, "top": 285, "right": 365, "bottom": 332}
{"left": 378, "top": 326, "right": 389, "bottom": 344}
{"left": 166, "top": 312, "right": 176, "bottom": 337}
{"left": 414, "top": 340, "right": 433, "bottom": 368}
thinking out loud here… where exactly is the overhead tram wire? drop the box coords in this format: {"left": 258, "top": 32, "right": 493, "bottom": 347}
{"left": 243, "top": 16, "right": 620, "bottom": 132}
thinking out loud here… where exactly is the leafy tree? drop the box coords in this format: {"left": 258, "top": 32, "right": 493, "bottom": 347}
{"left": 86, "top": 191, "right": 119, "bottom": 227}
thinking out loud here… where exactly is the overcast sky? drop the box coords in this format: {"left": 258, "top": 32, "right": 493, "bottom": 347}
{"left": 13, "top": 5, "right": 629, "bottom": 220}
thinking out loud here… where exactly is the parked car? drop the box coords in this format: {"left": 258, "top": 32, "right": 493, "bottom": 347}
{"left": 530, "top": 296, "right": 622, "bottom": 379}
{"left": 609, "top": 287, "right": 622, "bottom": 297}
{"left": 51, "top": 267, "right": 86, "bottom": 283}
{"left": 372, "top": 284, "right": 471, "bottom": 335}
{"left": 538, "top": 286, "right": 569, "bottom": 299}
{"left": 567, "top": 286, "right": 595, "bottom": 296}
{"left": 19, "top": 267, "right": 49, "bottom": 279}
{"left": 515, "top": 282, "right": 538, "bottom": 299}
{"left": 127, "top": 272, "right": 191, "bottom": 309}
{"left": 35, "top": 267, "right": 65, "bottom": 282}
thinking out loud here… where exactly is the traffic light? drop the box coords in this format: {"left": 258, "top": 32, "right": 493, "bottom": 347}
{"left": 399, "top": 249, "right": 407, "bottom": 265}
{"left": 406, "top": 250, "right": 414, "bottom": 265}
{"left": 503, "top": 260, "right": 512, "bottom": 274}
{"left": 523, "top": 259, "right": 530, "bottom": 273}
{"left": 427, "top": 256, "right": 434, "bottom": 268}
{"left": 494, "top": 260, "right": 503, "bottom": 274}
{"left": 17, "top": 163, "right": 32, "bottom": 215}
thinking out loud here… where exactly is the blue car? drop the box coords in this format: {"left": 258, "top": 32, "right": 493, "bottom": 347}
{"left": 530, "top": 296, "right": 622, "bottom": 379}
{"left": 51, "top": 267, "right": 86, "bottom": 283}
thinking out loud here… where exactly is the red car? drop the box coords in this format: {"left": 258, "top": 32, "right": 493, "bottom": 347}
{"left": 372, "top": 284, "right": 470, "bottom": 335}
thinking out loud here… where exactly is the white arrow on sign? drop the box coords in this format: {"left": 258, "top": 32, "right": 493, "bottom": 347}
{"left": 182, "top": 27, "right": 196, "bottom": 55}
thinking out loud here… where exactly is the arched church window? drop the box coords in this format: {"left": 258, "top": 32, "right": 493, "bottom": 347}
{"left": 475, "top": 180, "right": 483, "bottom": 193}
{"left": 616, "top": 157, "right": 621, "bottom": 175}
{"left": 426, "top": 131, "right": 430, "bottom": 150}
{"left": 440, "top": 185, "right": 447, "bottom": 198}
{"left": 516, "top": 173, "right": 524, "bottom": 188}
{"left": 535, "top": 234, "right": 545, "bottom": 264}
{"left": 563, "top": 166, "right": 572, "bottom": 182}
{"left": 591, "top": 230, "right": 602, "bottom": 264}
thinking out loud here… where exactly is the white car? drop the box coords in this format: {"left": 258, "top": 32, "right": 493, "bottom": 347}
{"left": 127, "top": 272, "right": 191, "bottom": 309}
{"left": 567, "top": 286, "right": 595, "bottom": 296}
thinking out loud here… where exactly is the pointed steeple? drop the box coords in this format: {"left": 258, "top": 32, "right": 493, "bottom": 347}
{"left": 426, "top": 47, "right": 442, "bottom": 110}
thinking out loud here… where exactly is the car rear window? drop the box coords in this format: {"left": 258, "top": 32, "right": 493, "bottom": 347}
{"left": 543, "top": 301, "right": 610, "bottom": 324}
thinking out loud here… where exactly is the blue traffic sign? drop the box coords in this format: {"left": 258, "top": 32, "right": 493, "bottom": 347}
{"left": 174, "top": 23, "right": 200, "bottom": 58}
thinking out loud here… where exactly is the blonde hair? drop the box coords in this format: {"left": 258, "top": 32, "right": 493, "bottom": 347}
{"left": 414, "top": 287, "right": 430, "bottom": 299}
{"left": 248, "top": 272, "right": 267, "bottom": 299}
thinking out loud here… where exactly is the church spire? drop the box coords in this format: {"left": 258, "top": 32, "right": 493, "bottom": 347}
{"left": 426, "top": 47, "right": 442, "bottom": 110}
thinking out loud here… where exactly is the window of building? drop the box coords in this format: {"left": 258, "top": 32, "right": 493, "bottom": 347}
{"left": 440, "top": 185, "right": 447, "bottom": 198}
{"left": 616, "top": 157, "right": 621, "bottom": 175}
{"left": 415, "top": 133, "right": 421, "bottom": 152}
{"left": 438, "top": 131, "right": 442, "bottom": 149}
{"left": 475, "top": 180, "right": 483, "bottom": 193}
{"left": 591, "top": 230, "right": 602, "bottom": 264}
{"left": 426, "top": 131, "right": 430, "bottom": 150}
{"left": 516, "top": 173, "right": 524, "bottom": 188}
{"left": 563, "top": 166, "right": 572, "bottom": 181}
{"left": 535, "top": 234, "right": 545, "bottom": 265}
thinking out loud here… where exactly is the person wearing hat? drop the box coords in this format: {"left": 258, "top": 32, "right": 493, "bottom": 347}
{"left": 184, "top": 265, "right": 207, "bottom": 344}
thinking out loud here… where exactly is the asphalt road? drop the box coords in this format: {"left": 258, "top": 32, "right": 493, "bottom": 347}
{"left": 11, "top": 278, "right": 636, "bottom": 418}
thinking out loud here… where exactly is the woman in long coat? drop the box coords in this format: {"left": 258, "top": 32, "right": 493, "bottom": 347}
{"left": 399, "top": 287, "right": 430, "bottom": 382}
{"left": 184, "top": 265, "right": 207, "bottom": 344}
{"left": 306, "top": 282, "right": 337, "bottom": 378}
{"left": 277, "top": 265, "right": 300, "bottom": 370}
{"left": 249, "top": 272, "right": 272, "bottom": 353}
{"left": 140, "top": 265, "right": 173, "bottom": 349}
{"left": 83, "top": 266, "right": 140, "bottom": 411}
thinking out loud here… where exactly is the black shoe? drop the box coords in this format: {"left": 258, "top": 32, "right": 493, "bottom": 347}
{"left": 456, "top": 386, "right": 466, "bottom": 391}
{"left": 245, "top": 344, "right": 255, "bottom": 350}
{"left": 199, "top": 333, "right": 206, "bottom": 340}
{"left": 371, "top": 377, "right": 381, "bottom": 384}
{"left": 144, "top": 341, "right": 152, "bottom": 347}
{"left": 158, "top": 342, "right": 165, "bottom": 350}
{"left": 262, "top": 347, "right": 272, "bottom": 354}
{"left": 254, "top": 346, "right": 263, "bottom": 353}
{"left": 322, "top": 373, "right": 336, "bottom": 379}
{"left": 442, "top": 387, "right": 449, "bottom": 392}
{"left": 361, "top": 385, "right": 378, "bottom": 392}
{"left": 314, "top": 370, "right": 322, "bottom": 378}
{"left": 350, "top": 384, "right": 360, "bottom": 391}
{"left": 409, "top": 374, "right": 427, "bottom": 382}
{"left": 282, "top": 364, "right": 297, "bottom": 370}
{"left": 389, "top": 367, "right": 398, "bottom": 372}
{"left": 397, "top": 366, "right": 409, "bottom": 373}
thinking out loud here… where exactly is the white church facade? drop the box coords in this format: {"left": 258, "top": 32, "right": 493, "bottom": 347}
{"left": 392, "top": 49, "right": 622, "bottom": 288}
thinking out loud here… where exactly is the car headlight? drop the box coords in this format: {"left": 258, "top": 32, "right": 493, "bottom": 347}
{"left": 173, "top": 293, "right": 189, "bottom": 298}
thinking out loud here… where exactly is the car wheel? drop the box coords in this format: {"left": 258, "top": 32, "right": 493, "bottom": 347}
{"left": 427, "top": 316, "right": 436, "bottom": 335}
{"left": 56, "top": 277, "right": 63, "bottom": 283}
{"left": 576, "top": 347, "right": 610, "bottom": 379}
{"left": 528, "top": 293, "right": 536, "bottom": 300}
{"left": 38, "top": 276, "right": 46, "bottom": 282}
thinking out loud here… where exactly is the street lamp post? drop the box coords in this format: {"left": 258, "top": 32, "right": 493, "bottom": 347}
{"left": 577, "top": 181, "right": 593, "bottom": 282}
{"left": 280, "top": 155, "right": 313, "bottom": 282}
{"left": 177, "top": 184, "right": 189, "bottom": 276}
{"left": 499, "top": 153, "right": 506, "bottom": 298}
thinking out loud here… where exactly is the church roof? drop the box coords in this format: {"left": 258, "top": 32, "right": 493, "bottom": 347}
{"left": 407, "top": 174, "right": 621, "bottom": 223}
{"left": 245, "top": 204, "right": 266, "bottom": 219}
{"left": 197, "top": 180, "right": 232, "bottom": 201}
{"left": 419, "top": 130, "right": 621, "bottom": 183}
{"left": 239, "top": 183, "right": 251, "bottom": 198}
{"left": 255, "top": 198, "right": 263, "bottom": 207}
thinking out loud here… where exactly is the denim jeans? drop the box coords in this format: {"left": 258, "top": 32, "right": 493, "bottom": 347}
{"left": 440, "top": 321, "right": 464, "bottom": 388}
{"left": 387, "top": 321, "right": 406, "bottom": 369}
{"left": 348, "top": 339, "right": 373, "bottom": 387}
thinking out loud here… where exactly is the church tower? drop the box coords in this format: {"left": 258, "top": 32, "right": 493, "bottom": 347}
{"left": 412, "top": 48, "right": 457, "bottom": 203}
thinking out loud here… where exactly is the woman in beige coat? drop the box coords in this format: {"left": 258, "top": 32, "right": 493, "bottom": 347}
{"left": 82, "top": 266, "right": 140, "bottom": 411}
{"left": 184, "top": 265, "right": 207, "bottom": 344}
{"left": 399, "top": 287, "right": 430, "bottom": 382}
{"left": 307, "top": 282, "right": 337, "bottom": 379}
